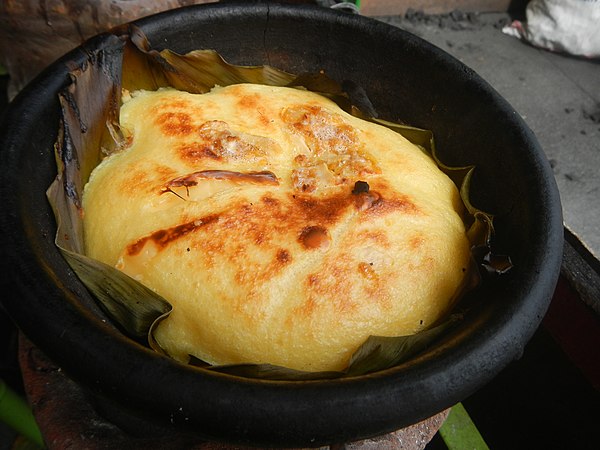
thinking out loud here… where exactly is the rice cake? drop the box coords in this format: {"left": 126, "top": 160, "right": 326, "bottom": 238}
{"left": 82, "top": 84, "right": 472, "bottom": 372}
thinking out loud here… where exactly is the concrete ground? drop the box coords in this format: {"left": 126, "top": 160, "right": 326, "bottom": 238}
{"left": 373, "top": 11, "right": 600, "bottom": 259}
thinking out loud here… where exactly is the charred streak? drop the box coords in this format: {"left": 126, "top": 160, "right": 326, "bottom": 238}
{"left": 162, "top": 170, "right": 279, "bottom": 194}
{"left": 126, "top": 215, "right": 220, "bottom": 256}
{"left": 62, "top": 89, "right": 88, "bottom": 134}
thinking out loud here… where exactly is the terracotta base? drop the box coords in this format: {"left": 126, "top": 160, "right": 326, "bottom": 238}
{"left": 18, "top": 333, "right": 448, "bottom": 449}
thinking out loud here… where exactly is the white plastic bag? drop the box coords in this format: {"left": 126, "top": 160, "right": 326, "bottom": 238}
{"left": 503, "top": 0, "right": 600, "bottom": 58}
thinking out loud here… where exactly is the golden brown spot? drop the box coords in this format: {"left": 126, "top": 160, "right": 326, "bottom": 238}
{"left": 355, "top": 191, "right": 421, "bottom": 216}
{"left": 276, "top": 248, "right": 292, "bottom": 264}
{"left": 291, "top": 188, "right": 419, "bottom": 227}
{"left": 358, "top": 261, "right": 378, "bottom": 281}
{"left": 297, "top": 296, "right": 319, "bottom": 319}
{"left": 178, "top": 142, "right": 221, "bottom": 161}
{"left": 306, "top": 264, "right": 342, "bottom": 298}
{"left": 356, "top": 230, "right": 391, "bottom": 248}
{"left": 237, "top": 93, "right": 260, "bottom": 110}
{"left": 155, "top": 112, "right": 194, "bottom": 136}
{"left": 122, "top": 170, "right": 148, "bottom": 194}
{"left": 408, "top": 256, "right": 436, "bottom": 274}
{"left": 409, "top": 234, "right": 425, "bottom": 250}
{"left": 358, "top": 261, "right": 387, "bottom": 301}
{"left": 257, "top": 109, "right": 271, "bottom": 127}
{"left": 291, "top": 194, "right": 347, "bottom": 225}
{"left": 119, "top": 164, "right": 177, "bottom": 196}
{"left": 298, "top": 226, "right": 330, "bottom": 250}
{"left": 386, "top": 194, "right": 421, "bottom": 215}
{"left": 315, "top": 253, "right": 391, "bottom": 314}
{"left": 261, "top": 195, "right": 281, "bottom": 207}
{"left": 294, "top": 154, "right": 309, "bottom": 164}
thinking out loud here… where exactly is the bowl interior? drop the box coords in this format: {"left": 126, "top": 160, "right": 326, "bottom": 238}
{"left": 0, "top": 3, "right": 563, "bottom": 447}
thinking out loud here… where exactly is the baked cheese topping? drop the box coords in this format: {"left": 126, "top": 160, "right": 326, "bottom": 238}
{"left": 82, "top": 84, "right": 471, "bottom": 372}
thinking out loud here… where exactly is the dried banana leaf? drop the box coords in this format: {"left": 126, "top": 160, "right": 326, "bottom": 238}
{"left": 47, "top": 34, "right": 173, "bottom": 339}
{"left": 345, "top": 314, "right": 462, "bottom": 376}
{"left": 48, "top": 26, "right": 507, "bottom": 380}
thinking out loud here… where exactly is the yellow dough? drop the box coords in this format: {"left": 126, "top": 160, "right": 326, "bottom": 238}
{"left": 82, "top": 84, "right": 471, "bottom": 372}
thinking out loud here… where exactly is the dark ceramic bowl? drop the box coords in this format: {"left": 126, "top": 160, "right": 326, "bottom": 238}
{"left": 0, "top": 2, "right": 563, "bottom": 447}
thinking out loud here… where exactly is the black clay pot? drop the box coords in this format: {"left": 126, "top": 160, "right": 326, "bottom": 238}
{"left": 0, "top": 2, "right": 563, "bottom": 447}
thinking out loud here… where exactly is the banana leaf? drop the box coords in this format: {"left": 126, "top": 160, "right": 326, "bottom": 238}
{"left": 48, "top": 25, "right": 509, "bottom": 381}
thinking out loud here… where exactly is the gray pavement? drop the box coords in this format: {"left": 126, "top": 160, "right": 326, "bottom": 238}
{"left": 376, "top": 12, "right": 600, "bottom": 259}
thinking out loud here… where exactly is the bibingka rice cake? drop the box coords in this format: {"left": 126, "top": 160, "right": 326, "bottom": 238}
{"left": 82, "top": 83, "right": 472, "bottom": 372}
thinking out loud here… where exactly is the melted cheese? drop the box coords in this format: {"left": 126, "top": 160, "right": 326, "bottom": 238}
{"left": 82, "top": 84, "right": 471, "bottom": 372}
